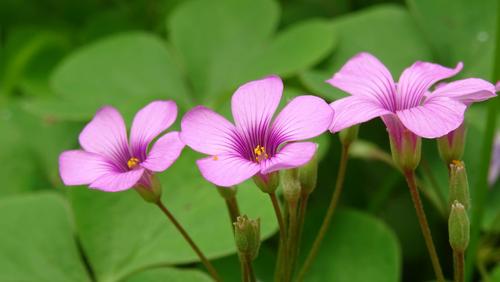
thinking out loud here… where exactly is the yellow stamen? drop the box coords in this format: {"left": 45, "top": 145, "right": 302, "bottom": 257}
{"left": 451, "top": 159, "right": 463, "bottom": 167}
{"left": 127, "top": 157, "right": 140, "bottom": 169}
{"left": 213, "top": 155, "right": 219, "bottom": 161}
{"left": 253, "top": 145, "right": 268, "bottom": 163}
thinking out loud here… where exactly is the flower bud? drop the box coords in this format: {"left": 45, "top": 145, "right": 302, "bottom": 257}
{"left": 449, "top": 160, "right": 470, "bottom": 210}
{"left": 448, "top": 201, "right": 470, "bottom": 252}
{"left": 339, "top": 125, "right": 359, "bottom": 146}
{"left": 135, "top": 174, "right": 162, "bottom": 203}
{"left": 389, "top": 129, "right": 421, "bottom": 172}
{"left": 438, "top": 123, "right": 466, "bottom": 165}
{"left": 298, "top": 153, "right": 318, "bottom": 196}
{"left": 217, "top": 185, "right": 237, "bottom": 200}
{"left": 282, "top": 168, "right": 301, "bottom": 204}
{"left": 234, "top": 215, "right": 261, "bottom": 260}
{"left": 253, "top": 172, "right": 279, "bottom": 194}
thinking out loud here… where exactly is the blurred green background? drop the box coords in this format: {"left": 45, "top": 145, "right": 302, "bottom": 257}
{"left": 0, "top": 0, "right": 499, "bottom": 281}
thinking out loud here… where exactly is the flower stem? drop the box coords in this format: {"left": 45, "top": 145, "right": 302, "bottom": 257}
{"left": 225, "top": 195, "right": 240, "bottom": 228}
{"left": 245, "top": 254, "right": 257, "bottom": 282}
{"left": 240, "top": 257, "right": 248, "bottom": 282}
{"left": 295, "top": 194, "right": 309, "bottom": 260}
{"left": 454, "top": 250, "right": 465, "bottom": 282}
{"left": 155, "top": 201, "right": 222, "bottom": 282}
{"left": 269, "top": 192, "right": 286, "bottom": 281}
{"left": 403, "top": 171, "right": 445, "bottom": 282}
{"left": 297, "top": 144, "right": 350, "bottom": 281}
{"left": 285, "top": 200, "right": 299, "bottom": 281}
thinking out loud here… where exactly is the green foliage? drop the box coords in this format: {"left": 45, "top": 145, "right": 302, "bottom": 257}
{"left": 303, "top": 209, "right": 401, "bottom": 282}
{"left": 0, "top": 193, "right": 90, "bottom": 282}
{"left": 124, "top": 267, "right": 212, "bottom": 282}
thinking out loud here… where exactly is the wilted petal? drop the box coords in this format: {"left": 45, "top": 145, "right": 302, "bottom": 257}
{"left": 270, "top": 95, "right": 333, "bottom": 143}
{"left": 130, "top": 100, "right": 177, "bottom": 159}
{"left": 231, "top": 75, "right": 282, "bottom": 134}
{"left": 196, "top": 154, "right": 260, "bottom": 187}
{"left": 329, "top": 95, "right": 391, "bottom": 133}
{"left": 90, "top": 167, "right": 145, "bottom": 192}
{"left": 181, "top": 106, "right": 239, "bottom": 155}
{"left": 79, "top": 106, "right": 129, "bottom": 167}
{"left": 397, "top": 96, "right": 466, "bottom": 138}
{"left": 425, "top": 78, "right": 497, "bottom": 104}
{"left": 261, "top": 142, "right": 317, "bottom": 174}
{"left": 397, "top": 61, "right": 462, "bottom": 109}
{"left": 59, "top": 150, "right": 114, "bottom": 186}
{"left": 326, "top": 52, "right": 397, "bottom": 110}
{"left": 141, "top": 132, "right": 185, "bottom": 172}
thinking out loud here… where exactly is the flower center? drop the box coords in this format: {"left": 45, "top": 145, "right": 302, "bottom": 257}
{"left": 253, "top": 145, "right": 268, "bottom": 163}
{"left": 127, "top": 157, "right": 140, "bottom": 169}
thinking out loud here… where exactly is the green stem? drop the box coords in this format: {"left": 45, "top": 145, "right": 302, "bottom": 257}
{"left": 225, "top": 195, "right": 240, "bottom": 227}
{"left": 297, "top": 144, "right": 350, "bottom": 281}
{"left": 454, "top": 250, "right": 465, "bottom": 282}
{"left": 404, "top": 171, "right": 445, "bottom": 282}
{"left": 240, "top": 256, "right": 248, "bottom": 282}
{"left": 155, "top": 201, "right": 222, "bottom": 282}
{"left": 285, "top": 200, "right": 299, "bottom": 281}
{"left": 245, "top": 254, "right": 257, "bottom": 282}
{"left": 269, "top": 192, "right": 286, "bottom": 281}
{"left": 296, "top": 194, "right": 309, "bottom": 252}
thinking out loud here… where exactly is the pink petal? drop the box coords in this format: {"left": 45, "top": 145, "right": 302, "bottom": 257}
{"left": 130, "top": 101, "right": 177, "bottom": 159}
{"left": 231, "top": 75, "right": 282, "bottom": 133}
{"left": 261, "top": 142, "right": 317, "bottom": 174}
{"left": 396, "top": 96, "right": 467, "bottom": 139}
{"left": 59, "top": 150, "right": 114, "bottom": 186}
{"left": 196, "top": 154, "right": 260, "bottom": 187}
{"left": 329, "top": 95, "right": 392, "bottom": 133}
{"left": 79, "top": 106, "right": 129, "bottom": 167}
{"left": 141, "top": 132, "right": 185, "bottom": 172}
{"left": 326, "top": 52, "right": 397, "bottom": 110}
{"left": 271, "top": 95, "right": 333, "bottom": 142}
{"left": 397, "top": 61, "right": 462, "bottom": 109}
{"left": 425, "top": 78, "right": 497, "bottom": 105}
{"left": 180, "top": 106, "right": 238, "bottom": 155}
{"left": 90, "top": 167, "right": 145, "bottom": 192}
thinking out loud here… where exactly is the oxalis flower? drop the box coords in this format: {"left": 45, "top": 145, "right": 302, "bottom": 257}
{"left": 180, "top": 76, "right": 333, "bottom": 187}
{"left": 59, "top": 101, "right": 185, "bottom": 192}
{"left": 327, "top": 52, "right": 497, "bottom": 170}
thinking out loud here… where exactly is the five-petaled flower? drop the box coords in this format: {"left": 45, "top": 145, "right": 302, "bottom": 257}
{"left": 180, "top": 76, "right": 334, "bottom": 187}
{"left": 328, "top": 52, "right": 497, "bottom": 150}
{"left": 59, "top": 101, "right": 185, "bottom": 192}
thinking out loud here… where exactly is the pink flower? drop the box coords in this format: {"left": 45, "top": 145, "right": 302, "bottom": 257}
{"left": 328, "top": 53, "right": 497, "bottom": 146}
{"left": 180, "top": 76, "right": 333, "bottom": 187}
{"left": 59, "top": 101, "right": 185, "bottom": 192}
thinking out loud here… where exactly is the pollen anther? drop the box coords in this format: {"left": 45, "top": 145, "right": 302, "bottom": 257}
{"left": 253, "top": 145, "right": 269, "bottom": 163}
{"left": 127, "top": 157, "right": 140, "bottom": 169}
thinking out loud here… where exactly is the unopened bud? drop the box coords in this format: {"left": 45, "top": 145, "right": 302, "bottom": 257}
{"left": 135, "top": 174, "right": 162, "bottom": 203}
{"left": 339, "top": 125, "right": 359, "bottom": 146}
{"left": 253, "top": 172, "right": 279, "bottom": 194}
{"left": 448, "top": 201, "right": 470, "bottom": 252}
{"left": 438, "top": 123, "right": 466, "bottom": 164}
{"left": 389, "top": 129, "right": 421, "bottom": 172}
{"left": 449, "top": 160, "right": 470, "bottom": 210}
{"left": 298, "top": 153, "right": 318, "bottom": 195}
{"left": 282, "top": 168, "right": 301, "bottom": 203}
{"left": 234, "top": 215, "right": 261, "bottom": 260}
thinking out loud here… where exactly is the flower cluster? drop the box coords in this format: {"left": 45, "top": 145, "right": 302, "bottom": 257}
{"left": 59, "top": 54, "right": 497, "bottom": 192}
